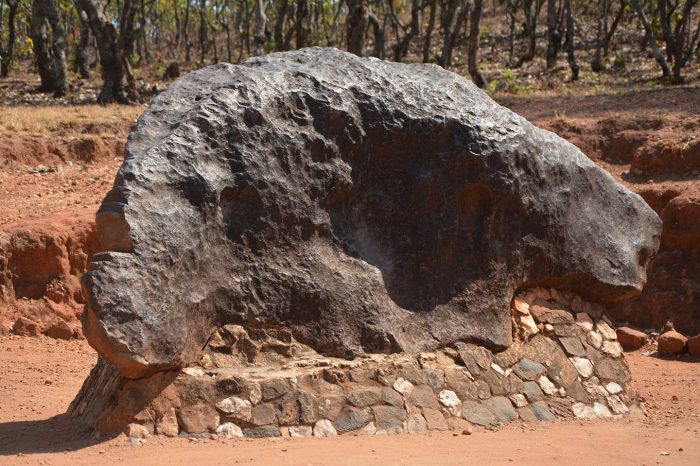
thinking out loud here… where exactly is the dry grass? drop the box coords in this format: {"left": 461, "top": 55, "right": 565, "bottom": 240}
{"left": 0, "top": 105, "right": 142, "bottom": 138}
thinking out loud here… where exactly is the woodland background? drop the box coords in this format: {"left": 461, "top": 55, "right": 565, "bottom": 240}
{"left": 0, "top": 1, "right": 698, "bottom": 104}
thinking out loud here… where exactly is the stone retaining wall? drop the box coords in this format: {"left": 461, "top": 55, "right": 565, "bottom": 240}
{"left": 69, "top": 289, "right": 641, "bottom": 438}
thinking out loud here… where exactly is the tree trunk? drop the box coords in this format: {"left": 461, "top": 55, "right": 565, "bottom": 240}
{"left": 517, "top": 0, "right": 540, "bottom": 67}
{"left": 31, "top": 0, "right": 52, "bottom": 88}
{"left": 422, "top": 0, "right": 437, "bottom": 62}
{"left": 440, "top": 0, "right": 472, "bottom": 67}
{"left": 118, "top": 0, "right": 138, "bottom": 99}
{"left": 184, "top": 0, "right": 192, "bottom": 62}
{"left": 73, "top": 1, "right": 90, "bottom": 78}
{"left": 346, "top": 0, "right": 369, "bottom": 56}
{"left": 31, "top": 0, "right": 68, "bottom": 96}
{"left": 564, "top": 0, "right": 579, "bottom": 81}
{"left": 199, "top": 0, "right": 207, "bottom": 66}
{"left": 253, "top": 0, "right": 266, "bottom": 56}
{"left": 506, "top": 0, "right": 518, "bottom": 64}
{"left": 591, "top": 1, "right": 605, "bottom": 72}
{"left": 295, "top": 0, "right": 309, "bottom": 49}
{"left": 689, "top": 10, "right": 700, "bottom": 60}
{"left": 546, "top": 0, "right": 559, "bottom": 68}
{"left": 77, "top": 0, "right": 135, "bottom": 103}
{"left": 274, "top": 0, "right": 289, "bottom": 51}
{"left": 1, "top": 0, "right": 18, "bottom": 77}
{"left": 439, "top": 0, "right": 459, "bottom": 67}
{"left": 139, "top": 0, "right": 150, "bottom": 64}
{"left": 630, "top": 0, "right": 671, "bottom": 78}
{"left": 671, "top": 0, "right": 699, "bottom": 84}
{"left": 393, "top": 0, "right": 421, "bottom": 61}
{"left": 0, "top": 0, "right": 4, "bottom": 76}
{"left": 174, "top": 0, "right": 180, "bottom": 50}
{"left": 603, "top": 0, "right": 626, "bottom": 56}
{"left": 120, "top": 0, "right": 137, "bottom": 62}
{"left": 467, "top": 0, "right": 485, "bottom": 87}
{"left": 368, "top": 9, "right": 385, "bottom": 59}
{"left": 659, "top": 0, "right": 675, "bottom": 62}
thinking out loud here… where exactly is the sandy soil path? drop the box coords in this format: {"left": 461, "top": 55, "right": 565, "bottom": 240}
{"left": 1, "top": 336, "right": 698, "bottom": 466}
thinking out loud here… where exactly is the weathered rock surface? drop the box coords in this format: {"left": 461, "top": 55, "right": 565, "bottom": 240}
{"left": 688, "top": 335, "right": 700, "bottom": 357}
{"left": 81, "top": 47, "right": 660, "bottom": 378}
{"left": 616, "top": 327, "right": 648, "bottom": 351}
{"left": 657, "top": 330, "right": 687, "bottom": 354}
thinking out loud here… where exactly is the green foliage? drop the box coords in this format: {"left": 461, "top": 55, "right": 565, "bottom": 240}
{"left": 153, "top": 61, "right": 166, "bottom": 76}
{"left": 488, "top": 69, "right": 532, "bottom": 94}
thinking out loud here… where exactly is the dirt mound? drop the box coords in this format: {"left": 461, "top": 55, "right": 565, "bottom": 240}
{"left": 0, "top": 212, "right": 100, "bottom": 338}
{"left": 0, "top": 135, "right": 124, "bottom": 167}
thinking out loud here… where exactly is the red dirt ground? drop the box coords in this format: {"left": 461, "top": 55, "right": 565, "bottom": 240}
{"left": 0, "top": 335, "right": 698, "bottom": 465}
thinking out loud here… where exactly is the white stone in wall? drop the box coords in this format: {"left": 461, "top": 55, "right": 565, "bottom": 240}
{"left": 248, "top": 382, "right": 262, "bottom": 405}
{"left": 510, "top": 394, "right": 528, "bottom": 408}
{"left": 587, "top": 331, "right": 603, "bottom": 349}
{"left": 583, "top": 378, "right": 610, "bottom": 397}
{"left": 182, "top": 367, "right": 206, "bottom": 377}
{"left": 519, "top": 314, "right": 539, "bottom": 335}
{"left": 570, "top": 357, "right": 594, "bottom": 378}
{"left": 393, "top": 377, "right": 415, "bottom": 396}
{"left": 216, "top": 422, "right": 244, "bottom": 438}
{"left": 359, "top": 422, "right": 377, "bottom": 435}
{"left": 602, "top": 341, "right": 623, "bottom": 358}
{"left": 491, "top": 363, "right": 506, "bottom": 375}
{"left": 407, "top": 413, "right": 428, "bottom": 433}
{"left": 156, "top": 408, "right": 179, "bottom": 437}
{"left": 605, "top": 382, "right": 623, "bottom": 395}
{"left": 513, "top": 298, "right": 530, "bottom": 315}
{"left": 538, "top": 375, "right": 558, "bottom": 396}
{"left": 575, "top": 313, "right": 594, "bottom": 331}
{"left": 215, "top": 396, "right": 252, "bottom": 421}
{"left": 606, "top": 396, "right": 629, "bottom": 415}
{"left": 593, "top": 402, "right": 613, "bottom": 418}
{"left": 596, "top": 322, "right": 617, "bottom": 340}
{"left": 289, "top": 426, "right": 313, "bottom": 437}
{"left": 313, "top": 419, "right": 338, "bottom": 437}
{"left": 572, "top": 403, "right": 596, "bottom": 419}
{"left": 125, "top": 423, "right": 150, "bottom": 439}
{"left": 439, "top": 390, "right": 462, "bottom": 415}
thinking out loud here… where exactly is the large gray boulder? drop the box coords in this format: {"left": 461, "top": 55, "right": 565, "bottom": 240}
{"left": 83, "top": 48, "right": 661, "bottom": 378}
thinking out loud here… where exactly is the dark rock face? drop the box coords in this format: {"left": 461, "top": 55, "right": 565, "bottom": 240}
{"left": 82, "top": 48, "right": 661, "bottom": 378}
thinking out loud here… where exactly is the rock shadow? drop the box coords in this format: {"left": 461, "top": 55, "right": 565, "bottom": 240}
{"left": 0, "top": 414, "right": 112, "bottom": 456}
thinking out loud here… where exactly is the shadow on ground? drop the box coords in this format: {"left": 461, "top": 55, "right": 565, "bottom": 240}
{"left": 650, "top": 353, "right": 700, "bottom": 363}
{"left": 0, "top": 414, "right": 110, "bottom": 456}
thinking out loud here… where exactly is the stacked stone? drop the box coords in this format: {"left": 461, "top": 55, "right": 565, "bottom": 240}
{"left": 71, "top": 288, "right": 641, "bottom": 439}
